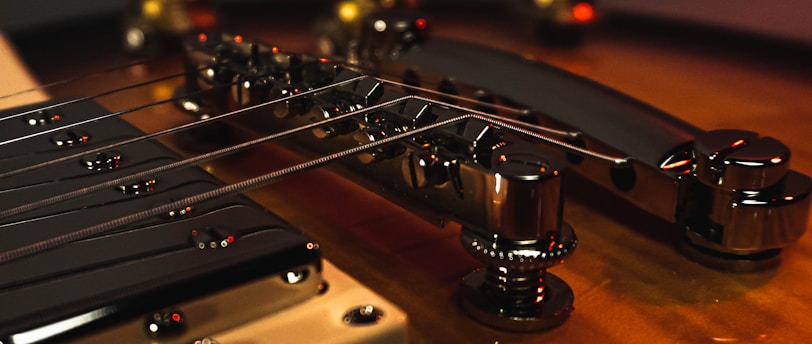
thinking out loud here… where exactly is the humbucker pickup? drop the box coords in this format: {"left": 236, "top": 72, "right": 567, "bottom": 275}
{"left": 0, "top": 99, "right": 322, "bottom": 343}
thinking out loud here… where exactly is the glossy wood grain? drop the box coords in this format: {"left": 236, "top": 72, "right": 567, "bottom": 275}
{"left": 4, "top": 6, "right": 811, "bottom": 343}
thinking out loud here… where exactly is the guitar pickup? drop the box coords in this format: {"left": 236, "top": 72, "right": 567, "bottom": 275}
{"left": 0, "top": 98, "right": 324, "bottom": 343}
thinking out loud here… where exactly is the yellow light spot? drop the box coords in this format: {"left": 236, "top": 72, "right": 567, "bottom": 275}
{"left": 338, "top": 2, "right": 359, "bottom": 23}
{"left": 142, "top": 0, "right": 162, "bottom": 20}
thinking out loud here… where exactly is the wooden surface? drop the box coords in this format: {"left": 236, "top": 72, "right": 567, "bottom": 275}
{"left": 0, "top": 33, "right": 47, "bottom": 108}
{"left": 3, "top": 5, "right": 811, "bottom": 343}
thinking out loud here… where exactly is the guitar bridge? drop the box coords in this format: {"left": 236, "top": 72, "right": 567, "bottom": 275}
{"left": 177, "top": 32, "right": 586, "bottom": 330}
{"left": 175, "top": 31, "right": 810, "bottom": 330}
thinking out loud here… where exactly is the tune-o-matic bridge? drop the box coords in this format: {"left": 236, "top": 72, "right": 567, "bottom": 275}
{"left": 340, "top": 11, "right": 811, "bottom": 271}
{"left": 179, "top": 32, "right": 579, "bottom": 330}
{"left": 177, "top": 30, "right": 810, "bottom": 329}
{"left": 369, "top": 37, "right": 811, "bottom": 272}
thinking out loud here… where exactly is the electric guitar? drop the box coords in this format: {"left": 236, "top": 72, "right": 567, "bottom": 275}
{"left": 1, "top": 4, "right": 811, "bottom": 343}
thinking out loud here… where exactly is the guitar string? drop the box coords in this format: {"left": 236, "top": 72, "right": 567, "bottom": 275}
{"left": 0, "top": 67, "right": 627, "bottom": 217}
{"left": 0, "top": 111, "right": 604, "bottom": 264}
{"left": 0, "top": 48, "right": 631, "bottom": 261}
{"left": 0, "top": 66, "right": 580, "bottom": 178}
{"left": 0, "top": 34, "right": 248, "bottom": 102}
{"left": 0, "top": 58, "right": 151, "bottom": 101}
{"left": 0, "top": 76, "right": 366, "bottom": 180}
{"left": 0, "top": 87, "right": 625, "bottom": 220}
{"left": 0, "top": 92, "right": 404, "bottom": 220}
{"left": 0, "top": 70, "right": 190, "bottom": 125}
{"left": 0, "top": 75, "right": 230, "bottom": 147}
{"left": 0, "top": 35, "right": 244, "bottom": 118}
{"left": 0, "top": 50, "right": 352, "bottom": 144}
{"left": 318, "top": 57, "right": 582, "bottom": 138}
{"left": 0, "top": 64, "right": 603, "bottom": 180}
{"left": 0, "top": 34, "right": 570, "bottom": 142}
{"left": 0, "top": 40, "right": 582, "bottom": 170}
{"left": 326, "top": 54, "right": 579, "bottom": 139}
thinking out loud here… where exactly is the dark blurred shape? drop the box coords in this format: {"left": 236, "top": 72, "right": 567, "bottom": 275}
{"left": 506, "top": 0, "right": 597, "bottom": 45}
{"left": 122, "top": 0, "right": 220, "bottom": 54}
{"left": 313, "top": 0, "right": 423, "bottom": 59}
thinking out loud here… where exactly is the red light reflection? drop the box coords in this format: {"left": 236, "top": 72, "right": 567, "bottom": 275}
{"left": 415, "top": 18, "right": 427, "bottom": 30}
{"left": 573, "top": 3, "right": 595, "bottom": 22}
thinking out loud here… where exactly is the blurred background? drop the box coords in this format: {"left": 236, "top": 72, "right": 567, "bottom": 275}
{"left": 2, "top": 0, "right": 810, "bottom": 145}
{"left": 1, "top": 0, "right": 811, "bottom": 45}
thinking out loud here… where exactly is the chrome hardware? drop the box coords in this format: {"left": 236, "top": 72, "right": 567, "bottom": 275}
{"left": 401, "top": 148, "right": 449, "bottom": 189}
{"left": 343, "top": 305, "right": 384, "bottom": 326}
{"left": 281, "top": 268, "right": 310, "bottom": 284}
{"left": 268, "top": 84, "right": 306, "bottom": 118}
{"left": 190, "top": 227, "right": 236, "bottom": 250}
{"left": 368, "top": 36, "right": 810, "bottom": 270}
{"left": 118, "top": 178, "right": 156, "bottom": 195}
{"left": 174, "top": 32, "right": 809, "bottom": 331}
{"left": 308, "top": 99, "right": 361, "bottom": 139}
{"left": 144, "top": 309, "right": 185, "bottom": 338}
{"left": 25, "top": 110, "right": 61, "bottom": 127}
{"left": 354, "top": 126, "right": 405, "bottom": 164}
{"left": 81, "top": 151, "right": 122, "bottom": 171}
{"left": 459, "top": 144, "right": 575, "bottom": 331}
{"left": 681, "top": 130, "right": 811, "bottom": 270}
{"left": 50, "top": 130, "right": 90, "bottom": 147}
{"left": 192, "top": 338, "right": 219, "bottom": 344}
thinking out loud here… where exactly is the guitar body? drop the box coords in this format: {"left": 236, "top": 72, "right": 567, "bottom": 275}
{"left": 2, "top": 4, "right": 811, "bottom": 343}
